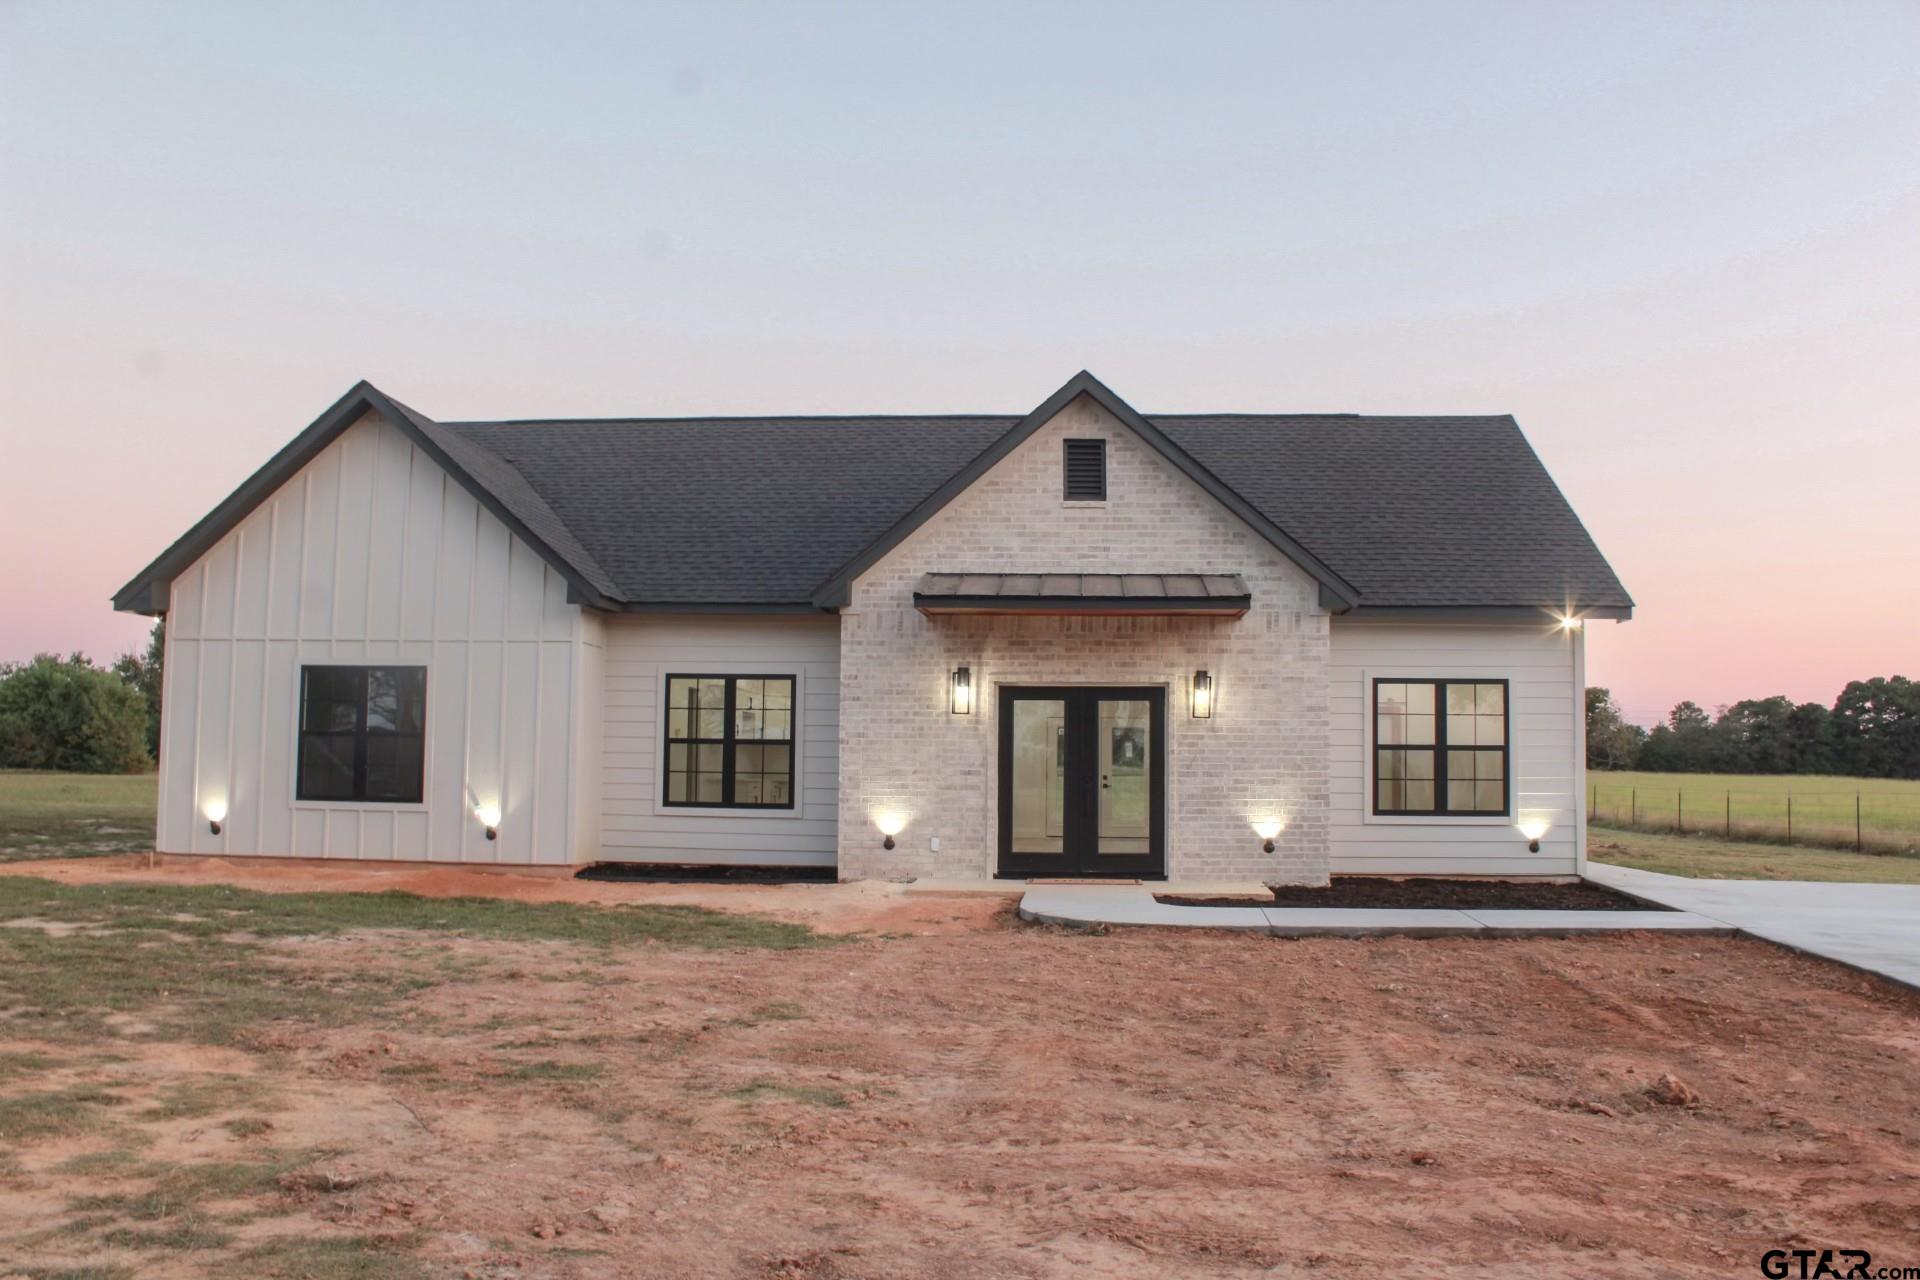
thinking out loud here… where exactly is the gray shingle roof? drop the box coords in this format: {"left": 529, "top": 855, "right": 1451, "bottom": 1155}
{"left": 438, "top": 407, "right": 1630, "bottom": 612}
{"left": 443, "top": 416, "right": 1016, "bottom": 606}
{"left": 114, "top": 376, "right": 1631, "bottom": 619}
{"left": 1158, "top": 415, "right": 1630, "bottom": 609}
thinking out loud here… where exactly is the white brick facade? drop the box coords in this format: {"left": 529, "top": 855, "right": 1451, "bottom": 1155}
{"left": 837, "top": 394, "right": 1331, "bottom": 883}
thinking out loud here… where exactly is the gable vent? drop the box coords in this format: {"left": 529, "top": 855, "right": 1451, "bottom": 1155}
{"left": 1062, "top": 438, "right": 1107, "bottom": 501}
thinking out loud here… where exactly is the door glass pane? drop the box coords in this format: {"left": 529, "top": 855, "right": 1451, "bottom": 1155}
{"left": 1097, "top": 699, "right": 1152, "bottom": 856}
{"left": 1009, "top": 699, "right": 1066, "bottom": 856}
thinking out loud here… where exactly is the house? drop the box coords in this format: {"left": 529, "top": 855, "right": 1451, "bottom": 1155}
{"left": 113, "top": 371, "right": 1631, "bottom": 884}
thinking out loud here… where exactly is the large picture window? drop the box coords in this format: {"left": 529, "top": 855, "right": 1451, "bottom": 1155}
{"left": 663, "top": 675, "right": 795, "bottom": 809}
{"left": 1373, "top": 679, "right": 1508, "bottom": 816}
{"left": 297, "top": 666, "right": 426, "bottom": 803}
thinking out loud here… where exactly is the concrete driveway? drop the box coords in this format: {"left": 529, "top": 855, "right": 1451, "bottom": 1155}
{"left": 1586, "top": 861, "right": 1920, "bottom": 991}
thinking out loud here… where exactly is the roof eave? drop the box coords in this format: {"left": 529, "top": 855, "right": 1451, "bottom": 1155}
{"left": 1335, "top": 604, "right": 1634, "bottom": 622}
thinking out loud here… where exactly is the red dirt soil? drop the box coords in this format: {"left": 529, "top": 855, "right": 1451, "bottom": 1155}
{"left": 0, "top": 853, "right": 1011, "bottom": 934}
{"left": 3, "top": 859, "right": 1918, "bottom": 1277}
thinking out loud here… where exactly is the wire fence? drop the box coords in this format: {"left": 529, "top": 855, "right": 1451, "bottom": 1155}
{"left": 1589, "top": 783, "right": 1920, "bottom": 857}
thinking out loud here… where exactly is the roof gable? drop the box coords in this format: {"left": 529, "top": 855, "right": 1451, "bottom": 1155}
{"left": 112, "top": 382, "right": 621, "bottom": 615}
{"left": 807, "top": 371, "right": 1361, "bottom": 609}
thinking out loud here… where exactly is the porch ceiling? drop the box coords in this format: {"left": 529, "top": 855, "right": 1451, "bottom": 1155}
{"left": 913, "top": 572, "right": 1251, "bottom": 617}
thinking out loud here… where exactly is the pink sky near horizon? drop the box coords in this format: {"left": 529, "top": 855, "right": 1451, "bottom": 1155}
{"left": 2, "top": 2, "right": 1916, "bottom": 728}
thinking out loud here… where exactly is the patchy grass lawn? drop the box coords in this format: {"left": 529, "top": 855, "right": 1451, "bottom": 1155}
{"left": 0, "top": 769, "right": 157, "bottom": 861}
{"left": 1590, "top": 829, "right": 1920, "bottom": 884}
{"left": 2, "top": 871, "right": 1918, "bottom": 1277}
{"left": 0, "top": 874, "right": 824, "bottom": 1047}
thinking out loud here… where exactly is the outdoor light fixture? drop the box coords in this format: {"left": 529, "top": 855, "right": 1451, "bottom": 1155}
{"left": 1518, "top": 817, "right": 1549, "bottom": 852}
{"left": 203, "top": 799, "right": 226, "bottom": 836}
{"left": 1191, "top": 670, "right": 1213, "bottom": 719}
{"left": 1558, "top": 614, "right": 1583, "bottom": 632}
{"left": 950, "top": 666, "right": 972, "bottom": 715}
{"left": 1253, "top": 818, "right": 1283, "bottom": 853}
{"left": 876, "top": 813, "right": 906, "bottom": 850}
{"left": 475, "top": 803, "right": 501, "bottom": 842}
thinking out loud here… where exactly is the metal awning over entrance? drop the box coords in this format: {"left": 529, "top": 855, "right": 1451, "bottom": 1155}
{"left": 913, "top": 573, "right": 1251, "bottom": 617}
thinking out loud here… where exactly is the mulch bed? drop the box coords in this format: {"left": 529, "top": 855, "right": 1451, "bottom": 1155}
{"left": 1159, "top": 876, "right": 1665, "bottom": 911}
{"left": 575, "top": 863, "right": 838, "bottom": 884}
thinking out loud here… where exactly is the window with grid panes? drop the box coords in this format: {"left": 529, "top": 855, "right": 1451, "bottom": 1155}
{"left": 1372, "top": 679, "right": 1508, "bottom": 815}
{"left": 662, "top": 675, "right": 795, "bottom": 808}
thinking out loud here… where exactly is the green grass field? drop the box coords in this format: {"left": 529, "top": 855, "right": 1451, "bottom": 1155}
{"left": 1588, "top": 769, "right": 1920, "bottom": 855}
{"left": 0, "top": 769, "right": 158, "bottom": 861}
{"left": 1587, "top": 828, "right": 1920, "bottom": 884}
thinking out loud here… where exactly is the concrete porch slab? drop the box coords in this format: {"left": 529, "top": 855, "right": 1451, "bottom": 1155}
{"left": 1585, "top": 862, "right": 1920, "bottom": 991}
{"left": 1261, "top": 907, "right": 1483, "bottom": 937}
{"left": 900, "top": 880, "right": 1030, "bottom": 898}
{"left": 1461, "top": 908, "right": 1733, "bottom": 935}
{"left": 1018, "top": 887, "right": 1740, "bottom": 939}
{"left": 1018, "top": 886, "right": 1271, "bottom": 932}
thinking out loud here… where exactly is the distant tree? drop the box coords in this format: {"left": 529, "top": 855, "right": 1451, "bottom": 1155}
{"left": 1783, "top": 701, "right": 1837, "bottom": 774}
{"left": 1832, "top": 676, "right": 1920, "bottom": 778}
{"left": 1584, "top": 687, "right": 1644, "bottom": 770}
{"left": 1714, "top": 696, "right": 1795, "bottom": 773}
{"left": 0, "top": 653, "right": 152, "bottom": 773}
{"left": 111, "top": 620, "right": 164, "bottom": 761}
{"left": 1638, "top": 700, "right": 1716, "bottom": 773}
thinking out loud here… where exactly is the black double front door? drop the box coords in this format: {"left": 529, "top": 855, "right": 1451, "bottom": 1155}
{"left": 996, "top": 686, "right": 1166, "bottom": 880}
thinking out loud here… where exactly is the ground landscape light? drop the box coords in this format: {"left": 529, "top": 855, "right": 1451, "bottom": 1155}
{"left": 203, "top": 798, "right": 226, "bottom": 836}
{"left": 876, "top": 812, "right": 906, "bottom": 849}
{"left": 1518, "top": 817, "right": 1550, "bottom": 852}
{"left": 475, "top": 803, "right": 501, "bottom": 841}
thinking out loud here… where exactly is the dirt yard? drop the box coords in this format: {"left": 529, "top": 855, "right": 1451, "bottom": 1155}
{"left": 2, "top": 861, "right": 1918, "bottom": 1278}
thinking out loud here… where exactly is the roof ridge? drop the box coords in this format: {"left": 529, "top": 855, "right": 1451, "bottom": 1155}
{"left": 443, "top": 411, "right": 1518, "bottom": 428}
{"left": 446, "top": 414, "right": 1023, "bottom": 427}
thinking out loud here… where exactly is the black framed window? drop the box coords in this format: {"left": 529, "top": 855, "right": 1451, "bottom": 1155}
{"left": 1063, "top": 437, "right": 1107, "bottom": 500}
{"left": 1373, "top": 679, "right": 1508, "bottom": 816}
{"left": 297, "top": 666, "right": 426, "bottom": 803}
{"left": 663, "top": 675, "right": 795, "bottom": 808}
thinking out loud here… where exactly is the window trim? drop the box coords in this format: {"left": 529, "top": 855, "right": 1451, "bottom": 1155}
{"left": 1062, "top": 436, "right": 1108, "bottom": 502}
{"left": 295, "top": 665, "right": 428, "bottom": 806}
{"left": 660, "top": 672, "right": 798, "bottom": 812}
{"left": 1369, "top": 677, "right": 1511, "bottom": 818}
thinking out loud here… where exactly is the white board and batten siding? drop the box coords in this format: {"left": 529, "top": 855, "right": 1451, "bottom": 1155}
{"left": 1328, "top": 620, "right": 1585, "bottom": 877}
{"left": 158, "top": 412, "right": 594, "bottom": 864}
{"left": 600, "top": 615, "right": 840, "bottom": 866}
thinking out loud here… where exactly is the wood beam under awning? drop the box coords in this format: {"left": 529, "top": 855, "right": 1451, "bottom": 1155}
{"left": 912, "top": 572, "right": 1251, "bottom": 618}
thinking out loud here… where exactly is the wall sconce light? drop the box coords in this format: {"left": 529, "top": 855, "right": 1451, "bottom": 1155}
{"left": 204, "top": 799, "right": 226, "bottom": 836}
{"left": 1191, "top": 670, "right": 1213, "bottom": 719}
{"left": 475, "top": 803, "right": 501, "bottom": 841}
{"left": 1518, "top": 817, "right": 1549, "bottom": 853}
{"left": 1253, "top": 818, "right": 1283, "bottom": 853}
{"left": 1557, "top": 614, "right": 1583, "bottom": 632}
{"left": 950, "top": 666, "right": 972, "bottom": 715}
{"left": 876, "top": 813, "right": 905, "bottom": 850}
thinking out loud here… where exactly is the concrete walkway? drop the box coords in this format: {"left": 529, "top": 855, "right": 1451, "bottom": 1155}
{"left": 1017, "top": 884, "right": 1729, "bottom": 938}
{"left": 1586, "top": 861, "right": 1920, "bottom": 992}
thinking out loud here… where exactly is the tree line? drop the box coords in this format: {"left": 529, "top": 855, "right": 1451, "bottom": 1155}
{"left": 1587, "top": 676, "right": 1920, "bottom": 778}
{"left": 0, "top": 623, "right": 163, "bottom": 774}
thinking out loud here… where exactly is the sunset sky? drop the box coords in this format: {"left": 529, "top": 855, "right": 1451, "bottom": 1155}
{"left": 2, "top": 1, "right": 1914, "bottom": 727}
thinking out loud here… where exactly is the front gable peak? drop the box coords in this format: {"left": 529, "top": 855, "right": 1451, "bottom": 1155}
{"left": 809, "top": 370, "right": 1360, "bottom": 609}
